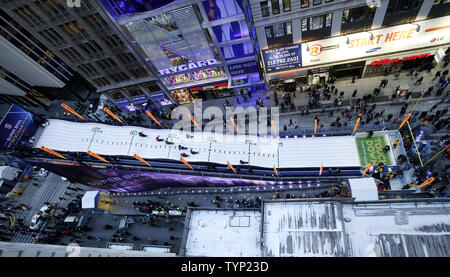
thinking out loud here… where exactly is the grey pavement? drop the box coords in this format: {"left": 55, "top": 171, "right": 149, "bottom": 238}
{"left": 10, "top": 173, "right": 71, "bottom": 243}
{"left": 181, "top": 61, "right": 450, "bottom": 114}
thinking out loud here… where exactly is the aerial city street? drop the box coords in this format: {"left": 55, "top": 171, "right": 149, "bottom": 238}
{"left": 0, "top": 0, "right": 449, "bottom": 259}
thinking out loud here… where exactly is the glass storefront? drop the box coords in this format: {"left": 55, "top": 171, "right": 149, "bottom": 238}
{"left": 170, "top": 88, "right": 194, "bottom": 104}
{"left": 170, "top": 81, "right": 234, "bottom": 103}
{"left": 365, "top": 53, "right": 435, "bottom": 77}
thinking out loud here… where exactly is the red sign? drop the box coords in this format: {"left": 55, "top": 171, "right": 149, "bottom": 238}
{"left": 280, "top": 73, "right": 294, "bottom": 78}
{"left": 214, "top": 82, "right": 228, "bottom": 88}
{"left": 189, "top": 87, "right": 203, "bottom": 92}
{"left": 371, "top": 53, "right": 431, "bottom": 65}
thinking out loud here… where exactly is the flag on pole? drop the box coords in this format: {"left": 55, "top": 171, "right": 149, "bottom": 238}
{"left": 227, "top": 161, "right": 237, "bottom": 173}
{"left": 40, "top": 146, "right": 67, "bottom": 160}
{"left": 103, "top": 107, "right": 123, "bottom": 124}
{"left": 145, "top": 111, "right": 161, "bottom": 127}
{"left": 180, "top": 156, "right": 193, "bottom": 170}
{"left": 61, "top": 103, "right": 85, "bottom": 120}
{"left": 353, "top": 117, "right": 361, "bottom": 133}
{"left": 133, "top": 154, "right": 151, "bottom": 167}
{"left": 362, "top": 163, "right": 372, "bottom": 175}
{"left": 87, "top": 150, "right": 109, "bottom": 163}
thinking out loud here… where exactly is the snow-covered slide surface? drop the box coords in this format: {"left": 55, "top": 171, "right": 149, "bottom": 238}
{"left": 34, "top": 119, "right": 362, "bottom": 168}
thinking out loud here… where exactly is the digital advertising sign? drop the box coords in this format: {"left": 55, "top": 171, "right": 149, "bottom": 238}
{"left": 0, "top": 104, "right": 38, "bottom": 152}
{"left": 262, "top": 44, "right": 302, "bottom": 73}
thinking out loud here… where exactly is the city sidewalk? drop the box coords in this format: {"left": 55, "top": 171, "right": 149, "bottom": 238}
{"left": 180, "top": 61, "right": 449, "bottom": 115}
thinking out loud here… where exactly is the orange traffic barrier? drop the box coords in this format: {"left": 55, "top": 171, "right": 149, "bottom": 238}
{"left": 271, "top": 120, "right": 277, "bottom": 135}
{"left": 418, "top": 177, "right": 435, "bottom": 189}
{"left": 398, "top": 113, "right": 412, "bottom": 130}
{"left": 133, "top": 154, "right": 151, "bottom": 167}
{"left": 314, "top": 119, "right": 318, "bottom": 135}
{"left": 40, "top": 146, "right": 67, "bottom": 160}
{"left": 180, "top": 156, "right": 193, "bottom": 170}
{"left": 189, "top": 113, "right": 200, "bottom": 129}
{"left": 103, "top": 107, "right": 123, "bottom": 124}
{"left": 145, "top": 111, "right": 161, "bottom": 127}
{"left": 319, "top": 163, "right": 323, "bottom": 176}
{"left": 87, "top": 150, "right": 109, "bottom": 163}
{"left": 353, "top": 117, "right": 361, "bottom": 133}
{"left": 227, "top": 161, "right": 237, "bottom": 174}
{"left": 61, "top": 103, "right": 85, "bottom": 120}
{"left": 230, "top": 117, "right": 238, "bottom": 132}
{"left": 362, "top": 163, "right": 372, "bottom": 175}
{"left": 273, "top": 164, "right": 278, "bottom": 177}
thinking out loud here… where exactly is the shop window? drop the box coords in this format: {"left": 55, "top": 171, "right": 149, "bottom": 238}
{"left": 221, "top": 41, "right": 254, "bottom": 60}
{"left": 272, "top": 0, "right": 280, "bottom": 15}
{"left": 212, "top": 20, "right": 249, "bottom": 43}
{"left": 260, "top": 1, "right": 270, "bottom": 17}
{"left": 301, "top": 0, "right": 309, "bottom": 8}
{"left": 170, "top": 89, "right": 193, "bottom": 104}
{"left": 427, "top": 0, "right": 450, "bottom": 19}
{"left": 341, "top": 5, "right": 376, "bottom": 35}
{"left": 301, "top": 13, "right": 332, "bottom": 42}
{"left": 382, "top": 0, "right": 424, "bottom": 28}
{"left": 202, "top": 0, "right": 244, "bottom": 21}
{"left": 265, "top": 22, "right": 293, "bottom": 49}
{"left": 282, "top": 0, "right": 291, "bottom": 12}
{"left": 232, "top": 76, "right": 248, "bottom": 86}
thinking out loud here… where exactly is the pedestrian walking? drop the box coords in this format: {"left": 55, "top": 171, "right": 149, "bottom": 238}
{"left": 433, "top": 71, "right": 441, "bottom": 80}
{"left": 415, "top": 76, "right": 423, "bottom": 86}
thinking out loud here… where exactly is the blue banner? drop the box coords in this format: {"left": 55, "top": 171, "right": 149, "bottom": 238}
{"left": 262, "top": 44, "right": 302, "bottom": 73}
{"left": 0, "top": 105, "right": 37, "bottom": 151}
{"left": 228, "top": 61, "right": 259, "bottom": 76}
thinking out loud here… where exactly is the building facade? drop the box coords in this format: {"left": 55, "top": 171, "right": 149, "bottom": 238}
{"left": 1, "top": 0, "right": 173, "bottom": 119}
{"left": 100, "top": 0, "right": 264, "bottom": 105}
{"left": 248, "top": 0, "right": 450, "bottom": 89}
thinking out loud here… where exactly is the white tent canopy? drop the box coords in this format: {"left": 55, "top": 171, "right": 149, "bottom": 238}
{"left": 81, "top": 191, "right": 99, "bottom": 209}
{"left": 349, "top": 178, "right": 379, "bottom": 201}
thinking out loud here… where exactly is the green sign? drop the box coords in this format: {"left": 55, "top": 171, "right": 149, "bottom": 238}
{"left": 356, "top": 136, "right": 392, "bottom": 166}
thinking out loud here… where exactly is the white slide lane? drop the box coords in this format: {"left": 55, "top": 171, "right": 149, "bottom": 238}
{"left": 34, "top": 119, "right": 362, "bottom": 168}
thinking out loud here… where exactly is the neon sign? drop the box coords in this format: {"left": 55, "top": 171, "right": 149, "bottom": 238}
{"left": 371, "top": 53, "right": 430, "bottom": 65}
{"left": 158, "top": 59, "right": 218, "bottom": 76}
{"left": 166, "top": 68, "right": 224, "bottom": 86}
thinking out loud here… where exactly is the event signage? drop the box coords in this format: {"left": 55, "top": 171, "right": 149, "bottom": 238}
{"left": 0, "top": 104, "right": 37, "bottom": 151}
{"left": 262, "top": 44, "right": 302, "bottom": 73}
{"left": 158, "top": 59, "right": 218, "bottom": 76}
{"left": 228, "top": 61, "right": 259, "bottom": 76}
{"left": 302, "top": 15, "right": 450, "bottom": 67}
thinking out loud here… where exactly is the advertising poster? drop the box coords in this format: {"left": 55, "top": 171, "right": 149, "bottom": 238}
{"left": 302, "top": 15, "right": 450, "bottom": 67}
{"left": 228, "top": 60, "right": 259, "bottom": 76}
{"left": 262, "top": 44, "right": 302, "bottom": 72}
{"left": 0, "top": 104, "right": 37, "bottom": 151}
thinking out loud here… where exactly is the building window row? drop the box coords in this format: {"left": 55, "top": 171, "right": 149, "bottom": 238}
{"left": 95, "top": 58, "right": 118, "bottom": 71}
{"left": 107, "top": 72, "right": 130, "bottom": 83}
{"left": 33, "top": 0, "right": 68, "bottom": 19}
{"left": 77, "top": 63, "right": 99, "bottom": 76}
{"left": 78, "top": 41, "right": 104, "bottom": 56}
{"left": 265, "top": 21, "right": 292, "bottom": 48}
{"left": 92, "top": 77, "right": 111, "bottom": 87}
{"left": 12, "top": 5, "right": 45, "bottom": 27}
{"left": 82, "top": 13, "right": 110, "bottom": 31}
